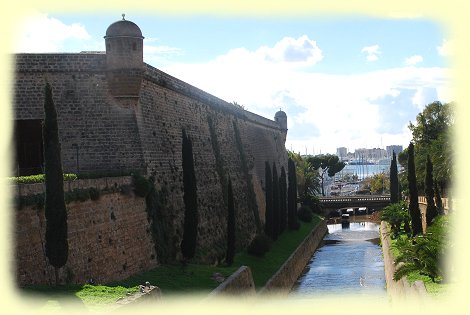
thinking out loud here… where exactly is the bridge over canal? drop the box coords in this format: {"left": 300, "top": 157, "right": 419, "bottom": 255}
{"left": 319, "top": 195, "right": 391, "bottom": 215}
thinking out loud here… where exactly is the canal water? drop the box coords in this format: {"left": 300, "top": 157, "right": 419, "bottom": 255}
{"left": 290, "top": 221, "right": 386, "bottom": 298}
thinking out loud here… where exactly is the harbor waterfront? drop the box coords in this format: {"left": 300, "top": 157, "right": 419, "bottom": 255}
{"left": 340, "top": 163, "right": 390, "bottom": 180}
{"left": 324, "top": 162, "right": 396, "bottom": 196}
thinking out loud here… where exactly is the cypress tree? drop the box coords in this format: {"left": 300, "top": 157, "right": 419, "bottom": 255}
{"left": 434, "top": 181, "right": 443, "bottom": 215}
{"left": 279, "top": 166, "right": 288, "bottom": 234}
{"left": 264, "top": 161, "right": 273, "bottom": 238}
{"left": 287, "top": 158, "right": 299, "bottom": 230}
{"left": 226, "top": 178, "right": 235, "bottom": 265}
{"left": 425, "top": 154, "right": 438, "bottom": 226}
{"left": 43, "top": 82, "right": 68, "bottom": 285}
{"left": 272, "top": 163, "right": 280, "bottom": 240}
{"left": 407, "top": 142, "right": 422, "bottom": 236}
{"left": 181, "top": 129, "right": 198, "bottom": 261}
{"left": 390, "top": 151, "right": 399, "bottom": 203}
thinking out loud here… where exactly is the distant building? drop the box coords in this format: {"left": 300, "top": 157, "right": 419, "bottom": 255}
{"left": 336, "top": 147, "right": 348, "bottom": 160}
{"left": 386, "top": 145, "right": 403, "bottom": 158}
{"left": 353, "top": 147, "right": 386, "bottom": 161}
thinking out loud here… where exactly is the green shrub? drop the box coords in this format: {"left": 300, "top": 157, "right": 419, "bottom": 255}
{"left": 132, "top": 174, "right": 151, "bottom": 197}
{"left": 119, "top": 184, "right": 133, "bottom": 195}
{"left": 64, "top": 189, "right": 90, "bottom": 203}
{"left": 247, "top": 234, "right": 271, "bottom": 257}
{"left": 393, "top": 215, "right": 449, "bottom": 283}
{"left": 15, "top": 193, "right": 45, "bottom": 210}
{"left": 381, "top": 201, "right": 410, "bottom": 238}
{"left": 77, "top": 170, "right": 142, "bottom": 179}
{"left": 8, "top": 173, "right": 78, "bottom": 184}
{"left": 290, "top": 220, "right": 301, "bottom": 230}
{"left": 297, "top": 205, "right": 313, "bottom": 222}
{"left": 301, "top": 195, "right": 323, "bottom": 214}
{"left": 89, "top": 187, "right": 101, "bottom": 201}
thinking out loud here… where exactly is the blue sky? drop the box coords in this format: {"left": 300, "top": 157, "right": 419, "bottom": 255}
{"left": 13, "top": 12, "right": 453, "bottom": 155}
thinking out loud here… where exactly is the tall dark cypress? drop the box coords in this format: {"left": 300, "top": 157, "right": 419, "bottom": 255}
{"left": 272, "top": 163, "right": 280, "bottom": 240}
{"left": 264, "top": 161, "right": 273, "bottom": 238}
{"left": 434, "top": 181, "right": 443, "bottom": 215}
{"left": 390, "top": 152, "right": 399, "bottom": 203}
{"left": 43, "top": 82, "right": 68, "bottom": 285}
{"left": 407, "top": 142, "right": 422, "bottom": 236}
{"left": 226, "top": 178, "right": 235, "bottom": 265}
{"left": 287, "top": 158, "right": 299, "bottom": 230}
{"left": 425, "top": 154, "right": 438, "bottom": 226}
{"left": 181, "top": 129, "right": 198, "bottom": 261}
{"left": 279, "top": 166, "right": 288, "bottom": 234}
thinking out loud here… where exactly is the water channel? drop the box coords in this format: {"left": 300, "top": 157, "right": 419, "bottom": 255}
{"left": 290, "top": 221, "right": 386, "bottom": 298}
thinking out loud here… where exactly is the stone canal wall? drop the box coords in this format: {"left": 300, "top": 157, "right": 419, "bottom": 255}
{"left": 380, "top": 221, "right": 428, "bottom": 300}
{"left": 209, "top": 220, "right": 328, "bottom": 296}
{"left": 259, "top": 220, "right": 328, "bottom": 294}
{"left": 207, "top": 266, "right": 256, "bottom": 297}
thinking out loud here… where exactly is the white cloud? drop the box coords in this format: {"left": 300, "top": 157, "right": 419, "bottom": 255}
{"left": 437, "top": 39, "right": 454, "bottom": 57}
{"left": 361, "top": 44, "right": 381, "bottom": 61}
{"left": 161, "top": 40, "right": 451, "bottom": 154}
{"left": 143, "top": 38, "right": 184, "bottom": 66}
{"left": 405, "top": 55, "right": 423, "bottom": 65}
{"left": 14, "top": 13, "right": 91, "bottom": 52}
{"left": 212, "top": 35, "right": 323, "bottom": 69}
{"left": 258, "top": 35, "right": 323, "bottom": 66}
{"left": 144, "top": 38, "right": 183, "bottom": 56}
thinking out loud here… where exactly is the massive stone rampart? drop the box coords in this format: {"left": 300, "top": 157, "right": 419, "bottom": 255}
{"left": 13, "top": 51, "right": 288, "bottom": 282}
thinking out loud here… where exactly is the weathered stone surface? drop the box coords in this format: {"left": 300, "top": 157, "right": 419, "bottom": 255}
{"left": 15, "top": 178, "right": 157, "bottom": 286}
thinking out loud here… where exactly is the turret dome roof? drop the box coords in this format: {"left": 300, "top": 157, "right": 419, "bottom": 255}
{"left": 275, "top": 110, "right": 287, "bottom": 118}
{"left": 105, "top": 15, "right": 143, "bottom": 39}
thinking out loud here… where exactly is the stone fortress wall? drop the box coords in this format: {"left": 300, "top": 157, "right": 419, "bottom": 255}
{"left": 15, "top": 177, "right": 157, "bottom": 286}
{"left": 12, "top": 17, "right": 288, "bottom": 285}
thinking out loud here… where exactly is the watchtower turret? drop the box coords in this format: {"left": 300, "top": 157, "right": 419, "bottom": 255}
{"left": 104, "top": 14, "right": 144, "bottom": 100}
{"left": 274, "top": 109, "right": 288, "bottom": 132}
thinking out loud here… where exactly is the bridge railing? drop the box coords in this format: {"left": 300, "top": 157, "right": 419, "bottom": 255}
{"left": 418, "top": 195, "right": 449, "bottom": 211}
{"left": 319, "top": 195, "right": 391, "bottom": 203}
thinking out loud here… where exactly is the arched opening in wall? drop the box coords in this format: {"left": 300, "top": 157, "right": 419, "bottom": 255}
{"left": 132, "top": 42, "right": 137, "bottom": 51}
{"left": 14, "top": 119, "right": 44, "bottom": 176}
{"left": 107, "top": 43, "right": 111, "bottom": 51}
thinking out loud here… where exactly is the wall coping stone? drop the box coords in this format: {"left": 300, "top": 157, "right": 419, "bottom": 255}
{"left": 207, "top": 266, "right": 256, "bottom": 298}
{"left": 115, "top": 284, "right": 161, "bottom": 308}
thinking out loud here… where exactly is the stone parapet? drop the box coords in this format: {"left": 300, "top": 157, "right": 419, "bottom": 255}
{"left": 15, "top": 53, "right": 106, "bottom": 73}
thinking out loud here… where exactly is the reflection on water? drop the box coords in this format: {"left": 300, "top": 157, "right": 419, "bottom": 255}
{"left": 291, "top": 222, "right": 385, "bottom": 297}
